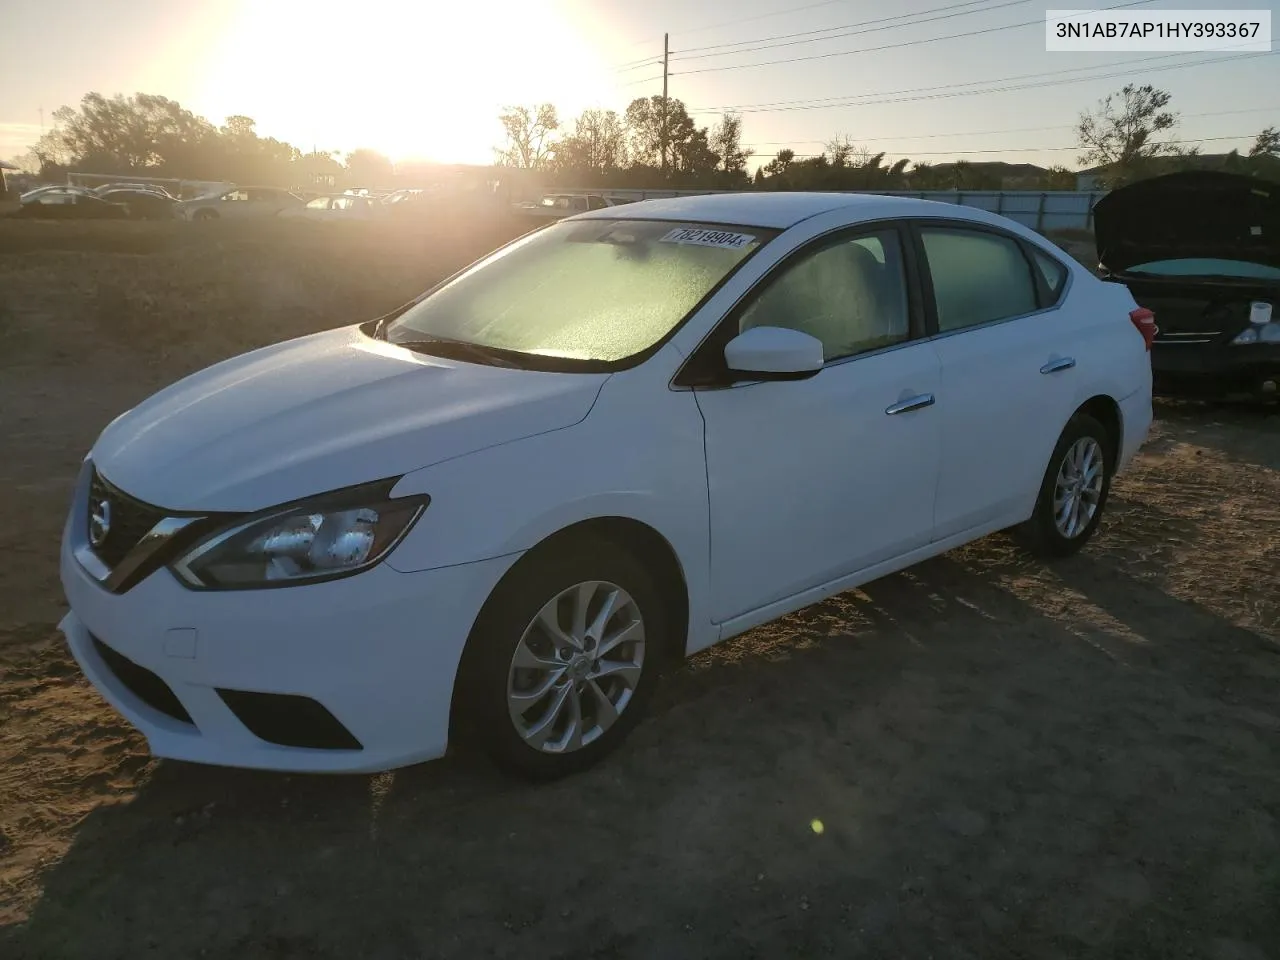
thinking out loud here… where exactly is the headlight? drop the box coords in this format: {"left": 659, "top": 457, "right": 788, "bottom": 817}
{"left": 172, "top": 489, "right": 427, "bottom": 589}
{"left": 1233, "top": 302, "right": 1278, "bottom": 344}
{"left": 1231, "top": 324, "right": 1280, "bottom": 345}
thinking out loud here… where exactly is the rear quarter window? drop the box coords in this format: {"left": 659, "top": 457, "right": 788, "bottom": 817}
{"left": 1031, "top": 248, "right": 1070, "bottom": 305}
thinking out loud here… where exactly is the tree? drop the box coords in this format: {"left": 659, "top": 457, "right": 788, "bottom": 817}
{"left": 1076, "top": 84, "right": 1178, "bottom": 186}
{"left": 1043, "top": 165, "right": 1077, "bottom": 190}
{"left": 553, "top": 109, "right": 627, "bottom": 179}
{"left": 1250, "top": 126, "right": 1280, "bottom": 157}
{"left": 761, "top": 149, "right": 795, "bottom": 177}
{"left": 216, "top": 114, "right": 299, "bottom": 184}
{"left": 496, "top": 104, "right": 559, "bottom": 170}
{"left": 623, "top": 96, "right": 673, "bottom": 169}
{"left": 621, "top": 96, "right": 721, "bottom": 182}
{"left": 710, "top": 112, "right": 749, "bottom": 175}
{"left": 344, "top": 148, "right": 394, "bottom": 186}
{"left": 32, "top": 92, "right": 219, "bottom": 175}
{"left": 825, "top": 135, "right": 856, "bottom": 168}
{"left": 671, "top": 125, "right": 719, "bottom": 176}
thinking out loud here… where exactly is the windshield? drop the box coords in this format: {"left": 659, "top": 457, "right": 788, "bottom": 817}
{"left": 384, "top": 219, "right": 775, "bottom": 367}
{"left": 1126, "top": 258, "right": 1280, "bottom": 281}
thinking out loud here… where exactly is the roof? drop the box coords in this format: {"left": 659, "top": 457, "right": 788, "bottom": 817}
{"left": 575, "top": 191, "right": 974, "bottom": 229}
{"left": 0, "top": 160, "right": 17, "bottom": 170}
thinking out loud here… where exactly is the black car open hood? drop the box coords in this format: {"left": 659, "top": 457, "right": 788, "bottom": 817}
{"left": 1093, "top": 171, "right": 1280, "bottom": 273}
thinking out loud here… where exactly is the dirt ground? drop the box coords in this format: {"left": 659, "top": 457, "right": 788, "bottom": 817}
{"left": 1, "top": 221, "right": 1278, "bottom": 960}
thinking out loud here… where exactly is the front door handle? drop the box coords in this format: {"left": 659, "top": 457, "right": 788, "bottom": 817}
{"left": 885, "top": 393, "right": 935, "bottom": 415}
{"left": 1040, "top": 357, "right": 1076, "bottom": 374}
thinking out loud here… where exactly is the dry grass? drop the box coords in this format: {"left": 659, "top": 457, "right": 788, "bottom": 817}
{"left": 0, "top": 216, "right": 526, "bottom": 384}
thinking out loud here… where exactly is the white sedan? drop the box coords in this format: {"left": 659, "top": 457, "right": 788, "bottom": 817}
{"left": 59, "top": 193, "right": 1154, "bottom": 780}
{"left": 280, "top": 194, "right": 385, "bottom": 221}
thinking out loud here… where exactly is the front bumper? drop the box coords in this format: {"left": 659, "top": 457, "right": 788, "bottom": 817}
{"left": 59, "top": 473, "right": 518, "bottom": 774}
{"left": 1152, "top": 342, "right": 1280, "bottom": 399}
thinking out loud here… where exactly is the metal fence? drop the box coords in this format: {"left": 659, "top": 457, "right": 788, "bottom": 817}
{"left": 555, "top": 187, "right": 1109, "bottom": 233}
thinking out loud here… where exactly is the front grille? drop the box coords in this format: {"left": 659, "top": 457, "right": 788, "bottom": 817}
{"left": 216, "top": 689, "right": 363, "bottom": 750}
{"left": 88, "top": 468, "right": 167, "bottom": 569}
{"left": 91, "top": 635, "right": 194, "bottom": 725}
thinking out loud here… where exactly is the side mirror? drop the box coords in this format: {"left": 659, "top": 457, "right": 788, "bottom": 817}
{"left": 724, "top": 326, "right": 824, "bottom": 380}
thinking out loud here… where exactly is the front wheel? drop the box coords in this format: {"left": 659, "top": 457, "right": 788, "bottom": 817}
{"left": 1016, "top": 413, "right": 1112, "bottom": 558}
{"left": 458, "top": 540, "right": 666, "bottom": 780}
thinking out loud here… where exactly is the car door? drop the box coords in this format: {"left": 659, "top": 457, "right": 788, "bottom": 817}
{"left": 687, "top": 224, "right": 943, "bottom": 624}
{"left": 216, "top": 189, "right": 249, "bottom": 218}
{"left": 914, "top": 223, "right": 1083, "bottom": 540}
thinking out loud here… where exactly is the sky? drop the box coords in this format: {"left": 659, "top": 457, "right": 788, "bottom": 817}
{"left": 0, "top": 0, "right": 1276, "bottom": 172}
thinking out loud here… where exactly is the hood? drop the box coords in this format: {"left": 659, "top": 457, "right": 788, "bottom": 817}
{"left": 1094, "top": 171, "right": 1280, "bottom": 273}
{"left": 92, "top": 326, "right": 607, "bottom": 512}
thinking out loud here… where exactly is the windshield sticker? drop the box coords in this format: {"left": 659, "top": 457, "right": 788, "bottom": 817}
{"left": 660, "top": 227, "right": 756, "bottom": 249}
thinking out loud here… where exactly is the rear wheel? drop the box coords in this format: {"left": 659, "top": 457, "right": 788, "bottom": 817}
{"left": 1016, "top": 413, "right": 1112, "bottom": 558}
{"left": 457, "top": 540, "right": 666, "bottom": 780}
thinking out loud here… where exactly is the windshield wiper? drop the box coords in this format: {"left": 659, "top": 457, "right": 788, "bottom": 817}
{"left": 388, "top": 336, "right": 520, "bottom": 368}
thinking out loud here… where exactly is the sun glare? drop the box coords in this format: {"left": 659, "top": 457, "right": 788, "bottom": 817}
{"left": 193, "top": 0, "right": 629, "bottom": 164}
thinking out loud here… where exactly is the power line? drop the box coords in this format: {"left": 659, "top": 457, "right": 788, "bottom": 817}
{"left": 670, "top": 0, "right": 1034, "bottom": 63}
{"left": 745, "top": 132, "right": 1267, "bottom": 159}
{"left": 671, "top": 0, "right": 1160, "bottom": 76}
{"left": 688, "top": 47, "right": 1225, "bottom": 113}
{"left": 693, "top": 50, "right": 1279, "bottom": 114}
{"left": 615, "top": 0, "right": 1000, "bottom": 70}
{"left": 668, "top": 0, "right": 875, "bottom": 40}
{"left": 691, "top": 43, "right": 1269, "bottom": 115}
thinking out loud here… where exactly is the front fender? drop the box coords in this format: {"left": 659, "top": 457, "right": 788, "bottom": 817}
{"left": 384, "top": 376, "right": 717, "bottom": 654}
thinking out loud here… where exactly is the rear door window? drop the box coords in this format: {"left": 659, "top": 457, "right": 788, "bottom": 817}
{"left": 919, "top": 227, "right": 1039, "bottom": 332}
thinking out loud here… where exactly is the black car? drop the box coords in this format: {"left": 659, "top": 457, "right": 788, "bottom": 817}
{"left": 1094, "top": 171, "right": 1280, "bottom": 401}
{"left": 98, "top": 188, "right": 177, "bottom": 219}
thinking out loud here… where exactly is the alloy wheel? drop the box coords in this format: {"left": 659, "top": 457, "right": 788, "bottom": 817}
{"left": 1053, "top": 436, "right": 1104, "bottom": 539}
{"left": 506, "top": 580, "right": 645, "bottom": 754}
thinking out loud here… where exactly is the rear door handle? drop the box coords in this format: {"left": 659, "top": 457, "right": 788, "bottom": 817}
{"left": 885, "top": 393, "right": 935, "bottom": 415}
{"left": 1040, "top": 357, "right": 1076, "bottom": 374}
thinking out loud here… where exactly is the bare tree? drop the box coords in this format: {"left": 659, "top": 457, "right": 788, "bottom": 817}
{"left": 495, "top": 104, "right": 560, "bottom": 170}
{"left": 825, "top": 135, "right": 856, "bottom": 167}
{"left": 554, "top": 109, "right": 627, "bottom": 177}
{"left": 1076, "top": 84, "right": 1178, "bottom": 184}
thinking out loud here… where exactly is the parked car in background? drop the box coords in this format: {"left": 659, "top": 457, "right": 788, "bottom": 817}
{"left": 1095, "top": 171, "right": 1280, "bottom": 401}
{"left": 178, "top": 186, "right": 304, "bottom": 221}
{"left": 91, "top": 182, "right": 175, "bottom": 200}
{"left": 516, "top": 193, "right": 611, "bottom": 222}
{"left": 59, "top": 193, "right": 1152, "bottom": 781}
{"left": 96, "top": 188, "right": 178, "bottom": 220}
{"left": 280, "top": 194, "right": 385, "bottom": 221}
{"left": 13, "top": 185, "right": 129, "bottom": 219}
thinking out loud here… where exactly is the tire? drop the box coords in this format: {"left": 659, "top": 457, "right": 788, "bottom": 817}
{"left": 457, "top": 538, "right": 667, "bottom": 781}
{"left": 1015, "top": 413, "right": 1112, "bottom": 559}
{"left": 193, "top": 208, "right": 218, "bottom": 221}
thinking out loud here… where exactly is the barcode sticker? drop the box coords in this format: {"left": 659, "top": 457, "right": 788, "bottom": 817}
{"left": 660, "top": 227, "right": 756, "bottom": 249}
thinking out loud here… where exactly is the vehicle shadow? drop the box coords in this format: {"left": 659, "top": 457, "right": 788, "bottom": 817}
{"left": 1152, "top": 398, "right": 1280, "bottom": 472}
{"left": 6, "top": 548, "right": 1279, "bottom": 960}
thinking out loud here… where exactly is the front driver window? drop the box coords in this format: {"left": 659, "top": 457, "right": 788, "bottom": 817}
{"left": 739, "top": 229, "right": 910, "bottom": 362}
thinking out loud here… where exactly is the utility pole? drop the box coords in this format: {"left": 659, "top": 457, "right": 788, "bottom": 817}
{"left": 661, "top": 33, "right": 669, "bottom": 180}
